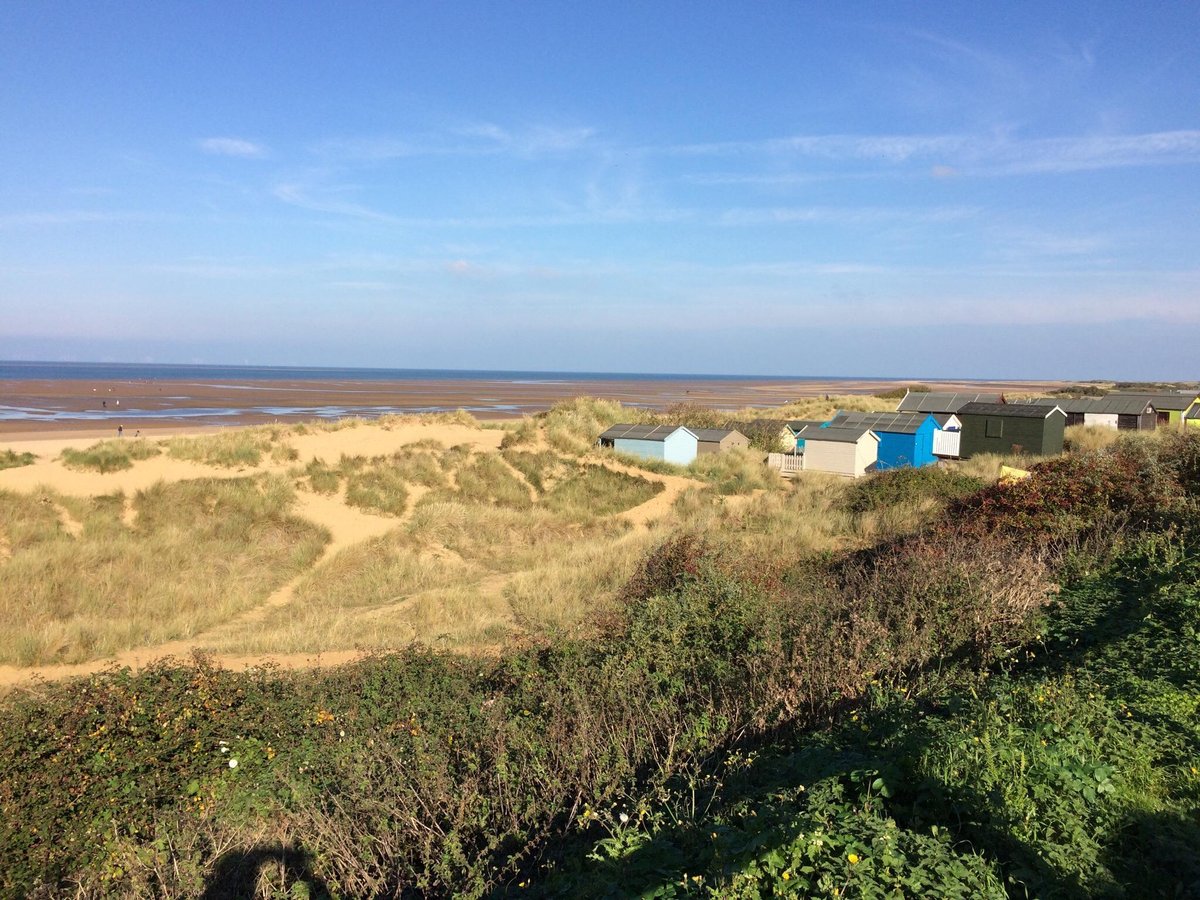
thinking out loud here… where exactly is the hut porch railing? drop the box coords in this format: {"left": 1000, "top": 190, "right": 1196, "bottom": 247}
{"left": 767, "top": 452, "right": 804, "bottom": 477}
{"left": 933, "top": 430, "right": 961, "bottom": 458}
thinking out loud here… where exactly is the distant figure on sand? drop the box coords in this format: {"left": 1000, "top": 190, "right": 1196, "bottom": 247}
{"left": 117, "top": 425, "right": 124, "bottom": 438}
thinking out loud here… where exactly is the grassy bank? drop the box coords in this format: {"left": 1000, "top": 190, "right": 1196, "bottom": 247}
{"left": 0, "top": 476, "right": 327, "bottom": 665}
{"left": 1, "top": 433, "right": 1197, "bottom": 897}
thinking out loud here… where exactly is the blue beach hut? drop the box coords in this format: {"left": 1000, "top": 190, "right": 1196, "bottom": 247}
{"left": 828, "top": 411, "right": 939, "bottom": 469}
{"left": 597, "top": 424, "right": 699, "bottom": 465}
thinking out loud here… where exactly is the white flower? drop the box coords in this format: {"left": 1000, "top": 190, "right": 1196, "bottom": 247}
{"left": 228, "top": 759, "right": 238, "bottom": 769}
{"left": 619, "top": 813, "right": 630, "bottom": 824}
{"left": 220, "top": 746, "right": 229, "bottom": 754}
{"left": 339, "top": 729, "right": 345, "bottom": 737}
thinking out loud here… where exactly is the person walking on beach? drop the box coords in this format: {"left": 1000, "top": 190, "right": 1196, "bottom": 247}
{"left": 117, "top": 424, "right": 123, "bottom": 438}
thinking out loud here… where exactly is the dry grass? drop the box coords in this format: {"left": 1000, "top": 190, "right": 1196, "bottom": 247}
{"left": 950, "top": 452, "right": 1046, "bottom": 481}
{"left": 0, "top": 449, "right": 37, "bottom": 470}
{"left": 504, "top": 529, "right": 660, "bottom": 636}
{"left": 543, "top": 464, "right": 663, "bottom": 521}
{"left": 0, "top": 476, "right": 327, "bottom": 665}
{"left": 217, "top": 501, "right": 629, "bottom": 654}
{"left": 686, "top": 448, "right": 778, "bottom": 495}
{"left": 60, "top": 439, "right": 160, "bottom": 473}
{"left": 167, "top": 427, "right": 292, "bottom": 468}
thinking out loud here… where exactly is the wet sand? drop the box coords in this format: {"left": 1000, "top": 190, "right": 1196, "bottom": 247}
{"left": 0, "top": 375, "right": 1068, "bottom": 438}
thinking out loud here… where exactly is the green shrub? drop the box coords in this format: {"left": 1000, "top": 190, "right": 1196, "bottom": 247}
{"left": 875, "top": 383, "right": 932, "bottom": 400}
{"left": 846, "top": 465, "right": 983, "bottom": 514}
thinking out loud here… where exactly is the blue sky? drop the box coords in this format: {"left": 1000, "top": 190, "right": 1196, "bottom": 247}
{"left": 2, "top": 1, "right": 1197, "bottom": 378}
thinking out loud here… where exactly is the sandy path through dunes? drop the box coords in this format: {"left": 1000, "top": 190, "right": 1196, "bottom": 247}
{"left": 592, "top": 456, "right": 705, "bottom": 531}
{"left": 0, "top": 423, "right": 712, "bottom": 686}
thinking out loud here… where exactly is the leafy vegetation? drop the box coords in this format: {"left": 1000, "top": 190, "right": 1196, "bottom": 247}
{"left": 845, "top": 465, "right": 984, "bottom": 514}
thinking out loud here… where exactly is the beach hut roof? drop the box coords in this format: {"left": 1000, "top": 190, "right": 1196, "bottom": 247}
{"left": 897, "top": 391, "right": 1004, "bottom": 413}
{"left": 1011, "top": 397, "right": 1097, "bottom": 414}
{"left": 786, "top": 419, "right": 827, "bottom": 433}
{"left": 829, "top": 411, "right": 933, "bottom": 435}
{"left": 691, "top": 427, "right": 746, "bottom": 442}
{"left": 1087, "top": 395, "right": 1156, "bottom": 415}
{"left": 958, "top": 402, "right": 1064, "bottom": 419}
{"left": 598, "top": 423, "right": 697, "bottom": 442}
{"left": 797, "top": 424, "right": 878, "bottom": 443}
{"left": 1114, "top": 391, "right": 1200, "bottom": 412}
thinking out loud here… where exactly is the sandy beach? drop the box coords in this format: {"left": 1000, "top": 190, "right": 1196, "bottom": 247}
{"left": 0, "top": 375, "right": 1068, "bottom": 439}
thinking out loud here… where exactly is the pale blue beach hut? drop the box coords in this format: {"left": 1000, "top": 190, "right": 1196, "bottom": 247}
{"left": 598, "top": 424, "right": 699, "bottom": 465}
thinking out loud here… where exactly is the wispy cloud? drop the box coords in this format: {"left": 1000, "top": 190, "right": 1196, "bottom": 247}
{"left": 455, "top": 122, "right": 597, "bottom": 155}
{"left": 716, "top": 205, "right": 976, "bottom": 226}
{"left": 315, "top": 123, "right": 597, "bottom": 161}
{"left": 272, "top": 183, "right": 396, "bottom": 222}
{"left": 199, "top": 137, "right": 268, "bottom": 158}
{"left": 652, "top": 130, "right": 1200, "bottom": 175}
{"left": 0, "top": 210, "right": 144, "bottom": 229}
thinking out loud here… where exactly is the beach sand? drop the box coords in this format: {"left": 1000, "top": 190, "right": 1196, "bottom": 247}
{"left": 0, "top": 375, "right": 1068, "bottom": 438}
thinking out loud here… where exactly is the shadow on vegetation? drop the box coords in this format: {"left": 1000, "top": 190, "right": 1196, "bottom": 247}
{"left": 201, "top": 843, "right": 331, "bottom": 900}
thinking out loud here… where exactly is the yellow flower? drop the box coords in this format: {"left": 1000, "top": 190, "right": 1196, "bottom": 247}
{"left": 848, "top": 853, "right": 860, "bottom": 864}
{"left": 782, "top": 871, "right": 790, "bottom": 881}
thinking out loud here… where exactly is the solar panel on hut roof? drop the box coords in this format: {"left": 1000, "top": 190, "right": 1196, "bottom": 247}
{"left": 829, "top": 411, "right": 931, "bottom": 435}
{"left": 897, "top": 391, "right": 1003, "bottom": 414}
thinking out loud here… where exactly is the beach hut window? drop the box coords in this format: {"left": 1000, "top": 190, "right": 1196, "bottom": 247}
{"left": 986, "top": 418, "right": 1003, "bottom": 438}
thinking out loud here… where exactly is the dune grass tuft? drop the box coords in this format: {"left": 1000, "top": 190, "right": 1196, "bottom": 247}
{"left": 0, "top": 449, "right": 36, "bottom": 470}
{"left": 60, "top": 439, "right": 160, "bottom": 473}
{"left": 340, "top": 456, "right": 410, "bottom": 516}
{"left": 687, "top": 448, "right": 777, "bottom": 495}
{"left": 543, "top": 463, "right": 663, "bottom": 521}
{"left": 167, "top": 427, "right": 291, "bottom": 468}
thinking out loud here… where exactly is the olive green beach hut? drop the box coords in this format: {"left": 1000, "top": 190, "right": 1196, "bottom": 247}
{"left": 957, "top": 402, "right": 1066, "bottom": 459}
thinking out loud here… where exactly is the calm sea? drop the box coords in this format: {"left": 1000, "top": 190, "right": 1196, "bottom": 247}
{"left": 0, "top": 361, "right": 814, "bottom": 383}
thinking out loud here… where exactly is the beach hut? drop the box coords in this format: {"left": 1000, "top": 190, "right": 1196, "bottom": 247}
{"left": 1010, "top": 397, "right": 1094, "bottom": 427}
{"left": 1082, "top": 395, "right": 1156, "bottom": 430}
{"left": 1187, "top": 402, "right": 1200, "bottom": 430}
{"left": 693, "top": 427, "right": 750, "bottom": 455}
{"left": 827, "top": 411, "right": 938, "bottom": 469}
{"left": 957, "top": 402, "right": 1066, "bottom": 458}
{"left": 797, "top": 424, "right": 879, "bottom": 478}
{"left": 1135, "top": 392, "right": 1200, "bottom": 430}
{"left": 598, "top": 424, "right": 699, "bottom": 465}
{"left": 786, "top": 419, "right": 828, "bottom": 450}
{"left": 896, "top": 390, "right": 1004, "bottom": 415}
